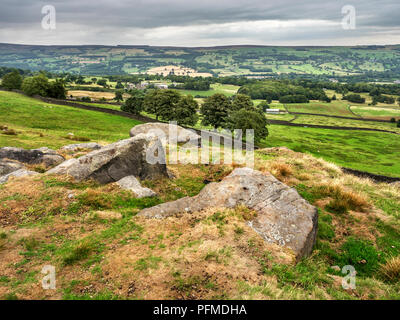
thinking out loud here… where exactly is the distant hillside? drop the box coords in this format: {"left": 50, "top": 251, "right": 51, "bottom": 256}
{"left": 1, "top": 43, "right": 400, "bottom": 80}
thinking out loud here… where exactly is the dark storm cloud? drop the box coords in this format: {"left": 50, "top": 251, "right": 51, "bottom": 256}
{"left": 0, "top": 0, "right": 399, "bottom": 45}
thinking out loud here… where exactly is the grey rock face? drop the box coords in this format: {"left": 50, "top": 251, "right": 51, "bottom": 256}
{"left": 0, "top": 160, "right": 24, "bottom": 176}
{"left": 0, "top": 147, "right": 65, "bottom": 168}
{"left": 116, "top": 176, "right": 157, "bottom": 198}
{"left": 130, "top": 123, "right": 200, "bottom": 145}
{"left": 60, "top": 143, "right": 102, "bottom": 152}
{"left": 0, "top": 169, "right": 39, "bottom": 184}
{"left": 137, "top": 167, "right": 318, "bottom": 261}
{"left": 47, "top": 134, "right": 168, "bottom": 183}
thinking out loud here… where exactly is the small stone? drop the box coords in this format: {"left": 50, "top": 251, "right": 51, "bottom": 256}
{"left": 331, "top": 266, "right": 341, "bottom": 272}
{"left": 116, "top": 176, "right": 156, "bottom": 198}
{"left": 0, "top": 169, "right": 39, "bottom": 184}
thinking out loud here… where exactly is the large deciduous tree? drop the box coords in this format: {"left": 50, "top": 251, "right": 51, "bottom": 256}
{"left": 1, "top": 70, "right": 23, "bottom": 90}
{"left": 200, "top": 93, "right": 232, "bottom": 128}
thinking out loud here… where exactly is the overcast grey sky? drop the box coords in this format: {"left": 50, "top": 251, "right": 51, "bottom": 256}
{"left": 0, "top": 0, "right": 399, "bottom": 46}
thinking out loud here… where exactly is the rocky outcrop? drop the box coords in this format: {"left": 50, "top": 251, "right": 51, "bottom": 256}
{"left": 0, "top": 169, "right": 39, "bottom": 184}
{"left": 47, "top": 134, "right": 168, "bottom": 183}
{"left": 130, "top": 123, "right": 200, "bottom": 145}
{"left": 59, "top": 142, "right": 102, "bottom": 152}
{"left": 116, "top": 176, "right": 157, "bottom": 198}
{"left": 0, "top": 147, "right": 65, "bottom": 168}
{"left": 0, "top": 160, "right": 24, "bottom": 176}
{"left": 137, "top": 167, "right": 318, "bottom": 260}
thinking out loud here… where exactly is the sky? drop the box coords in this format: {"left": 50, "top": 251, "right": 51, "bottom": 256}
{"left": 0, "top": 0, "right": 399, "bottom": 46}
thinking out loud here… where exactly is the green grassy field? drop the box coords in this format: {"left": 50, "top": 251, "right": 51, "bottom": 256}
{"left": 177, "top": 83, "right": 240, "bottom": 97}
{"left": 0, "top": 91, "right": 141, "bottom": 149}
{"left": 264, "top": 125, "right": 400, "bottom": 177}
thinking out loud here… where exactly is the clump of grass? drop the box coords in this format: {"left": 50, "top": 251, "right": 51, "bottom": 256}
{"left": 19, "top": 237, "right": 40, "bottom": 251}
{"left": 78, "top": 189, "right": 115, "bottom": 210}
{"left": 62, "top": 241, "right": 96, "bottom": 266}
{"left": 317, "top": 183, "right": 369, "bottom": 214}
{"left": 2, "top": 128, "right": 17, "bottom": 135}
{"left": 64, "top": 134, "right": 90, "bottom": 142}
{"left": 270, "top": 162, "right": 293, "bottom": 178}
{"left": 379, "top": 256, "right": 400, "bottom": 282}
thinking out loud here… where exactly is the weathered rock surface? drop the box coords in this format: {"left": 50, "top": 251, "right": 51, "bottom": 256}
{"left": 59, "top": 142, "right": 102, "bottom": 152}
{"left": 138, "top": 167, "right": 318, "bottom": 260}
{"left": 116, "top": 175, "right": 157, "bottom": 198}
{"left": 130, "top": 123, "right": 200, "bottom": 145}
{"left": 47, "top": 134, "right": 168, "bottom": 183}
{"left": 0, "top": 169, "right": 39, "bottom": 184}
{"left": 0, "top": 147, "right": 65, "bottom": 168}
{"left": 0, "top": 160, "right": 24, "bottom": 176}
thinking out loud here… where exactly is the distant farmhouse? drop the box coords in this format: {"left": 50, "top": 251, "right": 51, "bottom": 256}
{"left": 266, "top": 109, "right": 283, "bottom": 114}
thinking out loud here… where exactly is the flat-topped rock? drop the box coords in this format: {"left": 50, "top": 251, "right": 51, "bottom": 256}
{"left": 137, "top": 167, "right": 318, "bottom": 261}
{"left": 130, "top": 123, "right": 200, "bottom": 145}
{"left": 0, "top": 146, "right": 64, "bottom": 168}
{"left": 48, "top": 134, "right": 168, "bottom": 183}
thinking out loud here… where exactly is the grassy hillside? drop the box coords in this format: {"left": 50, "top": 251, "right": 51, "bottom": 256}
{"left": 264, "top": 125, "right": 400, "bottom": 177}
{"left": 0, "top": 148, "right": 399, "bottom": 300}
{"left": 1, "top": 43, "right": 400, "bottom": 79}
{"left": 0, "top": 91, "right": 141, "bottom": 149}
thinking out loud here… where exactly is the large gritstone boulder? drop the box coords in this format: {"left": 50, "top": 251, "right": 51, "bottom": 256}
{"left": 130, "top": 123, "right": 200, "bottom": 145}
{"left": 0, "top": 147, "right": 65, "bottom": 168}
{"left": 47, "top": 134, "right": 168, "bottom": 183}
{"left": 137, "top": 167, "right": 318, "bottom": 261}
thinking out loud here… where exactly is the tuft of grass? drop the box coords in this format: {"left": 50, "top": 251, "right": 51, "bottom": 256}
{"left": 270, "top": 162, "right": 293, "bottom": 178}
{"left": 379, "top": 256, "right": 400, "bottom": 282}
{"left": 61, "top": 241, "right": 97, "bottom": 266}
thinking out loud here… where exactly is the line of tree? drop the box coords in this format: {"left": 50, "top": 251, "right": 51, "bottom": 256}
{"left": 0, "top": 70, "right": 66, "bottom": 99}
{"left": 122, "top": 90, "right": 269, "bottom": 143}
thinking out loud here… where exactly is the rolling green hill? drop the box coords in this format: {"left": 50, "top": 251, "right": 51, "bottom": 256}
{"left": 1, "top": 43, "right": 400, "bottom": 80}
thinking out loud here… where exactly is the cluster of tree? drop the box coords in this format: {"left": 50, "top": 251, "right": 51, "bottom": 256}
{"left": 200, "top": 94, "right": 269, "bottom": 142}
{"left": 237, "top": 80, "right": 330, "bottom": 102}
{"left": 342, "top": 94, "right": 366, "bottom": 104}
{"left": 279, "top": 94, "right": 309, "bottom": 103}
{"left": 1, "top": 69, "right": 66, "bottom": 99}
{"left": 122, "top": 90, "right": 269, "bottom": 142}
{"left": 371, "top": 94, "right": 395, "bottom": 105}
{"left": 122, "top": 89, "right": 199, "bottom": 126}
{"left": 171, "top": 79, "right": 211, "bottom": 91}
{"left": 1, "top": 70, "right": 23, "bottom": 90}
{"left": 21, "top": 74, "right": 66, "bottom": 99}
